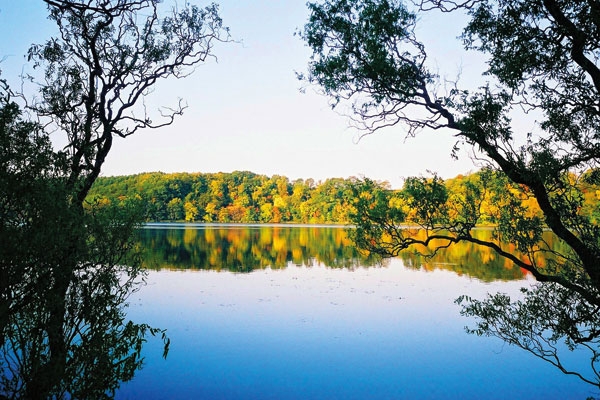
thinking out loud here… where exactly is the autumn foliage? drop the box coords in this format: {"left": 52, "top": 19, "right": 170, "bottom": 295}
{"left": 87, "top": 169, "right": 600, "bottom": 225}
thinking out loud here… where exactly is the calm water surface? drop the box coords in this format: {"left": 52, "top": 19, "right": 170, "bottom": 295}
{"left": 116, "top": 224, "right": 597, "bottom": 399}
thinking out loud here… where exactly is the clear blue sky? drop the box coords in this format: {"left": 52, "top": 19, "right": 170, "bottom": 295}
{"left": 0, "top": 0, "right": 484, "bottom": 188}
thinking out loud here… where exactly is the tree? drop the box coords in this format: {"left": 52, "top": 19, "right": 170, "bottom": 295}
{"left": 27, "top": 0, "right": 229, "bottom": 206}
{"left": 1, "top": 77, "right": 166, "bottom": 399}
{"left": 167, "top": 197, "right": 184, "bottom": 220}
{"left": 300, "top": 0, "right": 600, "bottom": 389}
{"left": 1, "top": 0, "right": 228, "bottom": 397}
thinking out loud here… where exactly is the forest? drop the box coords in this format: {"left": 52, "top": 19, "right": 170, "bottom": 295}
{"left": 87, "top": 169, "right": 600, "bottom": 225}
{"left": 88, "top": 171, "right": 358, "bottom": 223}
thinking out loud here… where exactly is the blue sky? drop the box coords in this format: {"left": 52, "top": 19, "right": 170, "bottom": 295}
{"left": 0, "top": 0, "right": 483, "bottom": 188}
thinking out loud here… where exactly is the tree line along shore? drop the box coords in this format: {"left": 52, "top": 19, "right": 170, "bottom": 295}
{"left": 87, "top": 170, "right": 600, "bottom": 225}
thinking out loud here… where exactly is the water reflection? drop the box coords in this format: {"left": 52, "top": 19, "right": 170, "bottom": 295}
{"left": 0, "top": 263, "right": 163, "bottom": 398}
{"left": 137, "top": 224, "right": 379, "bottom": 272}
{"left": 1, "top": 219, "right": 167, "bottom": 399}
{"left": 397, "top": 228, "right": 570, "bottom": 281}
{"left": 119, "top": 254, "right": 592, "bottom": 399}
{"left": 135, "top": 224, "right": 565, "bottom": 281}
{"left": 118, "top": 225, "right": 593, "bottom": 399}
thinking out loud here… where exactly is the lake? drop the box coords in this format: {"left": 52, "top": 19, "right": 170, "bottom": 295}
{"left": 116, "top": 224, "right": 597, "bottom": 399}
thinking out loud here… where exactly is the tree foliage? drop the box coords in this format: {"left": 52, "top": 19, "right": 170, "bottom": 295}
{"left": 87, "top": 168, "right": 600, "bottom": 228}
{"left": 300, "top": 0, "right": 600, "bottom": 389}
{"left": 87, "top": 171, "right": 361, "bottom": 224}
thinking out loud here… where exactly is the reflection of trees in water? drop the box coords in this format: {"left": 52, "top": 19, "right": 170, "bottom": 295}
{"left": 137, "top": 226, "right": 381, "bottom": 272}
{"left": 0, "top": 203, "right": 170, "bottom": 398}
{"left": 397, "top": 229, "right": 525, "bottom": 282}
{"left": 397, "top": 229, "right": 569, "bottom": 282}
{"left": 0, "top": 265, "right": 166, "bottom": 398}
{"left": 137, "top": 226, "right": 564, "bottom": 281}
